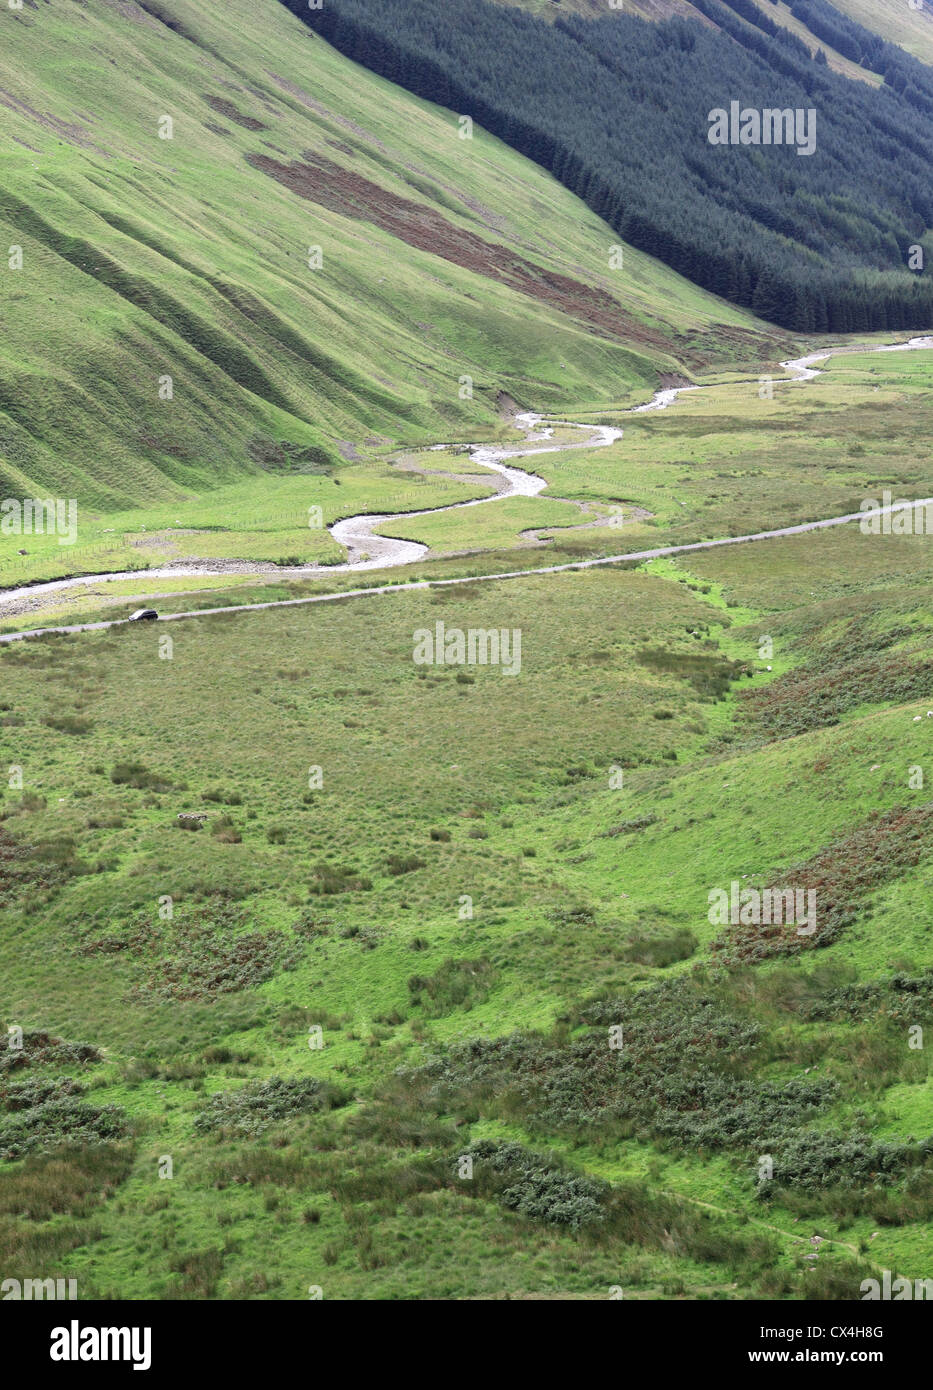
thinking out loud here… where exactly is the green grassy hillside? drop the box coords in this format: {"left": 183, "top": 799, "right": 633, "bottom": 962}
{"left": 0, "top": 0, "right": 778, "bottom": 514}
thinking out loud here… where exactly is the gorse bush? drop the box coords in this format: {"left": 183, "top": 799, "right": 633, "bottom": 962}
{"left": 411, "top": 978, "right": 834, "bottom": 1143}
{"left": 763, "top": 1129, "right": 933, "bottom": 1194}
{"left": 0, "top": 1076, "right": 84, "bottom": 1111}
{"left": 0, "top": 1032, "right": 101, "bottom": 1075}
{"left": 0, "top": 1094, "right": 128, "bottom": 1161}
{"left": 194, "top": 1077, "right": 346, "bottom": 1137}
{"left": 459, "top": 1140, "right": 608, "bottom": 1230}
{"left": 809, "top": 971, "right": 933, "bottom": 1024}
{"left": 403, "top": 970, "right": 933, "bottom": 1203}
{"left": 402, "top": 979, "right": 883, "bottom": 1190}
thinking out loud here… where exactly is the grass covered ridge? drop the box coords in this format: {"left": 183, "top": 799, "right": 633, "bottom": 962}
{"left": 0, "top": 0, "right": 779, "bottom": 516}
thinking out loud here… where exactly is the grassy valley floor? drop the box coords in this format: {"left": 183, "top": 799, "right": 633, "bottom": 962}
{"left": 2, "top": 344, "right": 933, "bottom": 1298}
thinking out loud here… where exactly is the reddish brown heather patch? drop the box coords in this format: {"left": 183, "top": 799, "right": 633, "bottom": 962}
{"left": 738, "top": 650, "right": 933, "bottom": 743}
{"left": 204, "top": 95, "right": 268, "bottom": 131}
{"left": 712, "top": 803, "right": 933, "bottom": 965}
{"left": 246, "top": 149, "right": 668, "bottom": 348}
{"left": 77, "top": 899, "right": 302, "bottom": 1002}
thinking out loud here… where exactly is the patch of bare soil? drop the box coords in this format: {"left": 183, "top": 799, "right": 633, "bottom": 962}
{"left": 128, "top": 529, "right": 202, "bottom": 555}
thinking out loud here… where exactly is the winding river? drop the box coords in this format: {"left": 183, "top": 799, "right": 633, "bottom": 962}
{"left": 1, "top": 336, "right": 931, "bottom": 642}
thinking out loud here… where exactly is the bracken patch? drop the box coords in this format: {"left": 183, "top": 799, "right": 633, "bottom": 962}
{"left": 246, "top": 149, "right": 666, "bottom": 347}
{"left": 712, "top": 803, "right": 933, "bottom": 963}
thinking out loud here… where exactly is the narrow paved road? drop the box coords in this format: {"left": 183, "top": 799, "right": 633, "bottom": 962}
{"left": 1, "top": 337, "right": 930, "bottom": 644}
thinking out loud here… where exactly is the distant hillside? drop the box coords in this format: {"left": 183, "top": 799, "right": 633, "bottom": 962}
{"left": 0, "top": 0, "right": 772, "bottom": 510}
{"left": 506, "top": 0, "right": 933, "bottom": 69}
{"left": 831, "top": 0, "right": 933, "bottom": 62}
{"left": 503, "top": 0, "right": 705, "bottom": 18}
{"left": 295, "top": 0, "right": 933, "bottom": 332}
